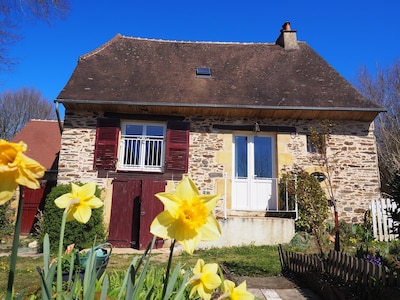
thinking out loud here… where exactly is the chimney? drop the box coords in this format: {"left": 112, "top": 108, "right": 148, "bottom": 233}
{"left": 275, "top": 21, "right": 299, "bottom": 50}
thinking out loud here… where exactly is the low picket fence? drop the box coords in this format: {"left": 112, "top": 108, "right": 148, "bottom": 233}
{"left": 278, "top": 245, "right": 400, "bottom": 288}
{"left": 370, "top": 198, "right": 398, "bottom": 242}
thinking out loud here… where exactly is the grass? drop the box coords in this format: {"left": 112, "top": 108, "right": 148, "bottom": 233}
{"left": 0, "top": 244, "right": 281, "bottom": 298}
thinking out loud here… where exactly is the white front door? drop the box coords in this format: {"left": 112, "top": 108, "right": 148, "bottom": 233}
{"left": 232, "top": 134, "right": 277, "bottom": 211}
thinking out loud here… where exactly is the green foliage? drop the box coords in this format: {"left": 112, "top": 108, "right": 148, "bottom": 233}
{"left": 287, "top": 232, "right": 313, "bottom": 252}
{"left": 0, "top": 200, "right": 13, "bottom": 242}
{"left": 36, "top": 233, "right": 110, "bottom": 300}
{"left": 280, "top": 166, "right": 329, "bottom": 233}
{"left": 388, "top": 240, "right": 400, "bottom": 260}
{"left": 388, "top": 170, "right": 400, "bottom": 237}
{"left": 39, "top": 183, "right": 106, "bottom": 253}
{"left": 388, "top": 169, "right": 400, "bottom": 202}
{"left": 98, "top": 238, "right": 190, "bottom": 300}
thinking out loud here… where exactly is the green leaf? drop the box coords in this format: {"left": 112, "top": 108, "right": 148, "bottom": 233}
{"left": 171, "top": 272, "right": 189, "bottom": 300}
{"left": 82, "top": 247, "right": 97, "bottom": 300}
{"left": 99, "top": 274, "right": 109, "bottom": 300}
{"left": 162, "top": 263, "right": 182, "bottom": 300}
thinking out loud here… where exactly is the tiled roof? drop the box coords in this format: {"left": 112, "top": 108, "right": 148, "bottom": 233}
{"left": 11, "top": 120, "right": 61, "bottom": 170}
{"left": 57, "top": 32, "right": 384, "bottom": 120}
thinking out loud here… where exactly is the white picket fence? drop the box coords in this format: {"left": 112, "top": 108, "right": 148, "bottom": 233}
{"left": 370, "top": 198, "right": 398, "bottom": 242}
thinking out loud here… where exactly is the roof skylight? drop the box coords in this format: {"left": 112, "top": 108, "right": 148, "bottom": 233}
{"left": 196, "top": 67, "right": 212, "bottom": 78}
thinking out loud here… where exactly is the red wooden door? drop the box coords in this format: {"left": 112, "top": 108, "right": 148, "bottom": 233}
{"left": 139, "top": 179, "right": 165, "bottom": 249}
{"left": 107, "top": 179, "right": 166, "bottom": 249}
{"left": 108, "top": 179, "right": 141, "bottom": 247}
{"left": 21, "top": 186, "right": 46, "bottom": 234}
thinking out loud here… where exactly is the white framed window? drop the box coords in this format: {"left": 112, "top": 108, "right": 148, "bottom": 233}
{"left": 118, "top": 121, "right": 166, "bottom": 172}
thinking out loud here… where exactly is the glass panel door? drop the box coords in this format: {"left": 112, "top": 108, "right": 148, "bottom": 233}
{"left": 232, "top": 134, "right": 276, "bottom": 210}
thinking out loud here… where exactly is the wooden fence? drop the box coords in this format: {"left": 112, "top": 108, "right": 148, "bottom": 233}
{"left": 278, "top": 245, "right": 400, "bottom": 288}
{"left": 370, "top": 198, "right": 398, "bottom": 242}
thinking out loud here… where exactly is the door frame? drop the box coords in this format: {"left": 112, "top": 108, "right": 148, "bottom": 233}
{"left": 231, "top": 133, "right": 277, "bottom": 211}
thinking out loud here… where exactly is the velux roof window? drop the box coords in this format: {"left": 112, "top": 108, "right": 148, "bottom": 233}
{"left": 196, "top": 67, "right": 212, "bottom": 78}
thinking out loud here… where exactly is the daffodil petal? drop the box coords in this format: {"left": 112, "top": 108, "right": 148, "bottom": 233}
{"left": 180, "top": 234, "right": 201, "bottom": 255}
{"left": 224, "top": 280, "right": 236, "bottom": 293}
{"left": 0, "top": 190, "right": 15, "bottom": 205}
{"left": 66, "top": 206, "right": 77, "bottom": 222}
{"left": 175, "top": 177, "right": 199, "bottom": 203}
{"left": 203, "top": 262, "right": 219, "bottom": 274}
{"left": 54, "top": 182, "right": 103, "bottom": 223}
{"left": 0, "top": 140, "right": 45, "bottom": 205}
{"left": 73, "top": 204, "right": 92, "bottom": 224}
{"left": 189, "top": 286, "right": 197, "bottom": 299}
{"left": 76, "top": 182, "right": 97, "bottom": 201}
{"left": 197, "top": 284, "right": 211, "bottom": 300}
{"left": 198, "top": 215, "right": 222, "bottom": 241}
{"left": 188, "top": 259, "right": 220, "bottom": 300}
{"left": 0, "top": 173, "right": 18, "bottom": 204}
{"left": 85, "top": 196, "right": 103, "bottom": 209}
{"left": 152, "top": 176, "right": 222, "bottom": 255}
{"left": 226, "top": 280, "right": 254, "bottom": 300}
{"left": 69, "top": 182, "right": 79, "bottom": 194}
{"left": 54, "top": 193, "right": 73, "bottom": 209}
{"left": 150, "top": 210, "right": 175, "bottom": 239}
{"left": 155, "top": 192, "right": 181, "bottom": 217}
{"left": 202, "top": 272, "right": 221, "bottom": 290}
{"left": 198, "top": 194, "right": 220, "bottom": 211}
{"left": 14, "top": 153, "right": 45, "bottom": 189}
{"left": 193, "top": 259, "right": 205, "bottom": 274}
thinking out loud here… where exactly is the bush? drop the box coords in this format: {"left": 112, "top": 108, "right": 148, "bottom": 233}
{"left": 287, "top": 232, "right": 313, "bottom": 252}
{"left": 0, "top": 200, "right": 13, "bottom": 242}
{"left": 280, "top": 166, "right": 329, "bottom": 256}
{"left": 388, "top": 170, "right": 400, "bottom": 237}
{"left": 39, "top": 183, "right": 106, "bottom": 253}
{"left": 280, "top": 166, "right": 329, "bottom": 233}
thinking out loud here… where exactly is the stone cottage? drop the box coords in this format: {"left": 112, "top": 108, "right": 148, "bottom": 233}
{"left": 54, "top": 22, "right": 385, "bottom": 249}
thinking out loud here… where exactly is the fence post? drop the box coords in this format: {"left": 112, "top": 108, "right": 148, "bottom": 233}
{"left": 278, "top": 244, "right": 287, "bottom": 273}
{"left": 381, "top": 198, "right": 390, "bottom": 242}
{"left": 370, "top": 199, "right": 378, "bottom": 240}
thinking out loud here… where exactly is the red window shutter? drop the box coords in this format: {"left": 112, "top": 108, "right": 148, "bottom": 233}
{"left": 94, "top": 118, "right": 120, "bottom": 170}
{"left": 165, "top": 122, "right": 189, "bottom": 172}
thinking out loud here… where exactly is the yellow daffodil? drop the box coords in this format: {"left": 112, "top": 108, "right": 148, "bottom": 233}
{"left": 0, "top": 140, "right": 45, "bottom": 205}
{"left": 218, "top": 280, "right": 254, "bottom": 300}
{"left": 150, "top": 176, "right": 222, "bottom": 254}
{"left": 187, "top": 259, "right": 221, "bottom": 300}
{"left": 54, "top": 182, "right": 103, "bottom": 223}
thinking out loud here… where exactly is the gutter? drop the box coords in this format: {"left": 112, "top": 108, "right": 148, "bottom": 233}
{"left": 54, "top": 99, "right": 387, "bottom": 113}
{"left": 55, "top": 101, "right": 63, "bottom": 134}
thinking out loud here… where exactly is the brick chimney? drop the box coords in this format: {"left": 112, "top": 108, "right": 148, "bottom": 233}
{"left": 275, "top": 21, "right": 299, "bottom": 50}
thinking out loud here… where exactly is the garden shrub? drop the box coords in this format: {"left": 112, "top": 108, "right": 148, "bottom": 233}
{"left": 0, "top": 200, "right": 13, "bottom": 242}
{"left": 287, "top": 232, "right": 313, "bottom": 252}
{"left": 280, "top": 166, "right": 329, "bottom": 233}
{"left": 280, "top": 166, "right": 329, "bottom": 255}
{"left": 388, "top": 169, "right": 400, "bottom": 237}
{"left": 388, "top": 239, "right": 400, "bottom": 260}
{"left": 39, "top": 183, "right": 106, "bottom": 253}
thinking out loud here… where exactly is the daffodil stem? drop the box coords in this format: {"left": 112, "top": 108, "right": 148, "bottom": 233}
{"left": 56, "top": 210, "right": 68, "bottom": 299}
{"left": 162, "top": 239, "right": 176, "bottom": 298}
{"left": 5, "top": 186, "right": 24, "bottom": 300}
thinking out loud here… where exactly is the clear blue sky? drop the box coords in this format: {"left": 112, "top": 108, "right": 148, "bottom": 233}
{"left": 0, "top": 0, "right": 399, "bottom": 120}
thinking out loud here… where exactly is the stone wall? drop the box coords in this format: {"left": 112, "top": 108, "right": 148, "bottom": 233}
{"left": 57, "top": 112, "right": 381, "bottom": 224}
{"left": 183, "top": 116, "right": 381, "bottom": 223}
{"left": 57, "top": 111, "right": 105, "bottom": 186}
{"left": 280, "top": 120, "right": 381, "bottom": 222}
